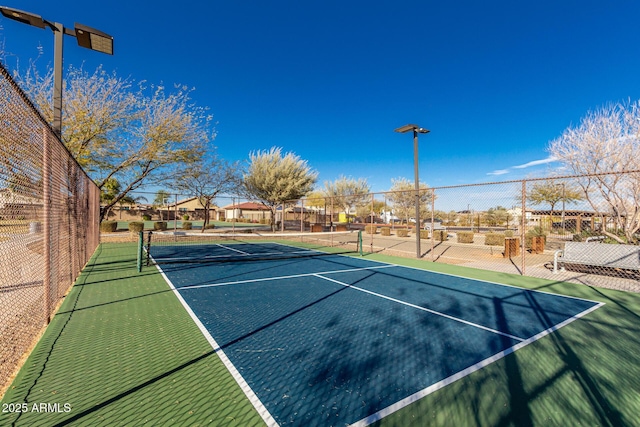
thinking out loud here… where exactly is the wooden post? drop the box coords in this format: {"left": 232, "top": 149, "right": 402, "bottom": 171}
{"left": 504, "top": 237, "right": 521, "bottom": 258}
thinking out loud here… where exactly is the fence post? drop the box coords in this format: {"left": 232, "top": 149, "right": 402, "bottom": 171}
{"left": 174, "top": 193, "right": 178, "bottom": 232}
{"left": 521, "top": 180, "right": 527, "bottom": 275}
{"left": 431, "top": 188, "right": 436, "bottom": 261}
{"left": 370, "top": 193, "right": 374, "bottom": 253}
{"left": 43, "top": 129, "right": 52, "bottom": 324}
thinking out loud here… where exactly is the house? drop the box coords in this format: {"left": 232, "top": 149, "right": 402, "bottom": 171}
{"left": 0, "top": 188, "right": 42, "bottom": 220}
{"left": 164, "top": 197, "right": 218, "bottom": 221}
{"left": 222, "top": 202, "right": 271, "bottom": 222}
{"left": 105, "top": 197, "right": 219, "bottom": 221}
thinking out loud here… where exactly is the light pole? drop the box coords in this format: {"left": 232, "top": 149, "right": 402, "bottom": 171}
{"left": 394, "top": 124, "right": 430, "bottom": 258}
{"left": 0, "top": 6, "right": 114, "bottom": 138}
{"left": 556, "top": 182, "right": 566, "bottom": 234}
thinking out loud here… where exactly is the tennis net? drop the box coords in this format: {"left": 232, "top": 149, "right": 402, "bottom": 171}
{"left": 140, "top": 230, "right": 363, "bottom": 267}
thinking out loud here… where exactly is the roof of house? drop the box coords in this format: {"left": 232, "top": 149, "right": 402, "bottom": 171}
{"left": 222, "top": 202, "right": 270, "bottom": 211}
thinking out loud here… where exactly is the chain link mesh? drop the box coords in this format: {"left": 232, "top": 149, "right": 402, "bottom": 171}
{"left": 0, "top": 63, "right": 100, "bottom": 394}
{"left": 109, "top": 175, "right": 639, "bottom": 295}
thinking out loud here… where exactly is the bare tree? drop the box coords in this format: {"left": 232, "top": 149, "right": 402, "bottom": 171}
{"left": 15, "top": 65, "right": 213, "bottom": 221}
{"left": 548, "top": 100, "right": 640, "bottom": 243}
{"left": 243, "top": 147, "right": 317, "bottom": 231}
{"left": 323, "top": 175, "right": 370, "bottom": 219}
{"left": 172, "top": 155, "right": 242, "bottom": 231}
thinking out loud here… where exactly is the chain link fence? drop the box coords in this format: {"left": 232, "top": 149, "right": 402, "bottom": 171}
{"left": 108, "top": 172, "right": 639, "bottom": 293}
{"left": 0, "top": 63, "right": 100, "bottom": 394}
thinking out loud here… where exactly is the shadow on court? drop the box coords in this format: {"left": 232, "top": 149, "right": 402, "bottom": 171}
{"left": 2, "top": 242, "right": 640, "bottom": 426}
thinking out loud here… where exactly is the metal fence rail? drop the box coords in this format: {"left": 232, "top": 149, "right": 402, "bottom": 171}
{"left": 0, "top": 62, "right": 100, "bottom": 395}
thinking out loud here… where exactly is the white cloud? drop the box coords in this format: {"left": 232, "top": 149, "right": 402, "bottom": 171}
{"left": 487, "top": 169, "right": 510, "bottom": 176}
{"left": 512, "top": 156, "right": 558, "bottom": 169}
{"left": 486, "top": 156, "right": 559, "bottom": 177}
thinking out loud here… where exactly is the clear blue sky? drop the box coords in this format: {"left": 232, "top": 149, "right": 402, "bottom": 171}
{"left": 2, "top": 0, "right": 640, "bottom": 193}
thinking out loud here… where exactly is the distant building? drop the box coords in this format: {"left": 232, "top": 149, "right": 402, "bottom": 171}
{"left": 0, "top": 188, "right": 41, "bottom": 220}
{"left": 222, "top": 202, "right": 271, "bottom": 222}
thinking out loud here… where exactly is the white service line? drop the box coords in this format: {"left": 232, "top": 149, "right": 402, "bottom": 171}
{"left": 348, "top": 300, "right": 604, "bottom": 427}
{"left": 216, "top": 243, "right": 251, "bottom": 255}
{"left": 313, "top": 273, "right": 525, "bottom": 342}
{"left": 178, "top": 264, "right": 397, "bottom": 291}
{"left": 153, "top": 261, "right": 280, "bottom": 427}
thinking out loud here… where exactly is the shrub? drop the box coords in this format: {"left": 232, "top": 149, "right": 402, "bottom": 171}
{"left": 504, "top": 230, "right": 514, "bottom": 237}
{"left": 100, "top": 221, "right": 118, "bottom": 232}
{"left": 204, "top": 223, "right": 216, "bottom": 230}
{"left": 420, "top": 230, "right": 429, "bottom": 239}
{"left": 182, "top": 214, "right": 190, "bottom": 221}
{"left": 128, "top": 222, "right": 144, "bottom": 233}
{"left": 484, "top": 232, "right": 505, "bottom": 246}
{"left": 142, "top": 214, "right": 151, "bottom": 221}
{"left": 153, "top": 221, "right": 167, "bottom": 231}
{"left": 182, "top": 221, "right": 192, "bottom": 230}
{"left": 432, "top": 230, "right": 448, "bottom": 241}
{"left": 457, "top": 231, "right": 474, "bottom": 243}
{"left": 525, "top": 226, "right": 546, "bottom": 248}
{"left": 397, "top": 229, "right": 409, "bottom": 237}
{"left": 365, "top": 225, "right": 377, "bottom": 234}
{"left": 381, "top": 227, "right": 391, "bottom": 236}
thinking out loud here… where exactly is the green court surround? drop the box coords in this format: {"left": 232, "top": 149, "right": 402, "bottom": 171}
{"left": 2, "top": 242, "right": 640, "bottom": 426}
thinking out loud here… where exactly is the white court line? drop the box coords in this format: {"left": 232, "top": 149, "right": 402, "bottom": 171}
{"left": 271, "top": 240, "right": 605, "bottom": 306}
{"left": 155, "top": 242, "right": 606, "bottom": 426}
{"left": 178, "top": 264, "right": 397, "bottom": 291}
{"left": 314, "top": 274, "right": 525, "bottom": 342}
{"left": 348, "top": 300, "right": 604, "bottom": 427}
{"left": 216, "top": 243, "right": 250, "bottom": 255}
{"left": 152, "top": 259, "right": 280, "bottom": 427}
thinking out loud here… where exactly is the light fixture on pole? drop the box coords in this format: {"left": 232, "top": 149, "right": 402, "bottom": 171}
{"left": 394, "top": 124, "right": 430, "bottom": 258}
{"left": 0, "top": 6, "right": 114, "bottom": 138}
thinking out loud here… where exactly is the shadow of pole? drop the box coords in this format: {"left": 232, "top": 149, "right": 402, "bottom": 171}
{"left": 492, "top": 297, "right": 534, "bottom": 427}
{"left": 493, "top": 291, "right": 626, "bottom": 426}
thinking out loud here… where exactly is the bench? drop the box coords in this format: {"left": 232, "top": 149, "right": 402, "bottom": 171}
{"left": 553, "top": 241, "right": 640, "bottom": 274}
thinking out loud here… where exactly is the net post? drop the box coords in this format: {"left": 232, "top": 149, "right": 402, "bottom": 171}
{"left": 145, "top": 231, "right": 153, "bottom": 267}
{"left": 136, "top": 231, "right": 143, "bottom": 272}
{"left": 358, "top": 230, "right": 363, "bottom": 256}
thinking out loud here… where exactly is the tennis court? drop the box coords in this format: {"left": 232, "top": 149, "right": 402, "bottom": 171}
{"left": 147, "top": 233, "right": 603, "bottom": 426}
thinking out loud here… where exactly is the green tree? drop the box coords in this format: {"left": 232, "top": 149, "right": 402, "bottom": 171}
{"left": 527, "top": 179, "right": 583, "bottom": 230}
{"left": 243, "top": 147, "right": 317, "bottom": 231}
{"left": 386, "top": 177, "right": 433, "bottom": 224}
{"left": 355, "top": 200, "right": 385, "bottom": 221}
{"left": 484, "top": 206, "right": 509, "bottom": 227}
{"left": 323, "top": 176, "right": 370, "bottom": 217}
{"left": 304, "top": 191, "right": 327, "bottom": 210}
{"left": 153, "top": 190, "right": 171, "bottom": 221}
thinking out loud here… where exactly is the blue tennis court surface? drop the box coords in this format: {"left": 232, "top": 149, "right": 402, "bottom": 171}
{"left": 151, "top": 242, "right": 603, "bottom": 427}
